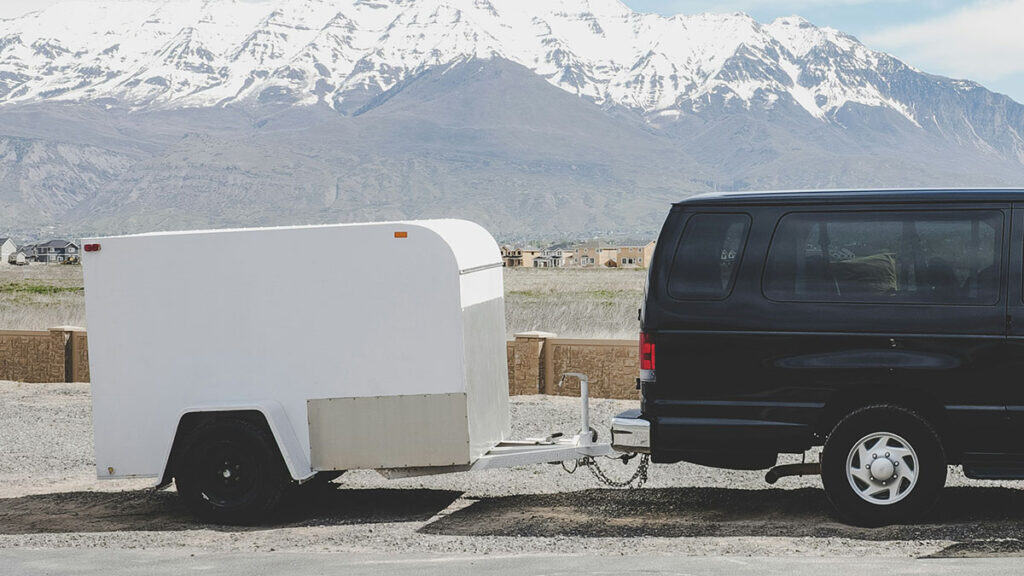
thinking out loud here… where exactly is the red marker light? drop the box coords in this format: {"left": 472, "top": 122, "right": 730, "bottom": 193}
{"left": 84, "top": 244, "right": 101, "bottom": 252}
{"left": 640, "top": 332, "right": 655, "bottom": 371}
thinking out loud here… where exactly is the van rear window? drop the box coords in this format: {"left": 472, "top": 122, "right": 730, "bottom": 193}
{"left": 764, "top": 210, "right": 1002, "bottom": 304}
{"left": 667, "top": 213, "right": 751, "bottom": 300}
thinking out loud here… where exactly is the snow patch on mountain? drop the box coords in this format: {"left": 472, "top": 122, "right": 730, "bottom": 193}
{"left": 0, "top": 0, "right": 1010, "bottom": 128}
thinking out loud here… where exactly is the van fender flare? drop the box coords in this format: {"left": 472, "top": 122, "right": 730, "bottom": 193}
{"left": 157, "top": 401, "right": 313, "bottom": 486}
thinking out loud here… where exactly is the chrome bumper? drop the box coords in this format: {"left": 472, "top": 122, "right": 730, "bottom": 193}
{"left": 610, "top": 411, "right": 651, "bottom": 454}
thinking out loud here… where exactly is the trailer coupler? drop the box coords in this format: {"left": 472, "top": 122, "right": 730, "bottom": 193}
{"left": 764, "top": 462, "right": 821, "bottom": 484}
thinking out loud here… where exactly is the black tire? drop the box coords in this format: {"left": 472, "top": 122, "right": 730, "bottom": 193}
{"left": 172, "top": 417, "right": 290, "bottom": 525}
{"left": 821, "top": 405, "right": 946, "bottom": 526}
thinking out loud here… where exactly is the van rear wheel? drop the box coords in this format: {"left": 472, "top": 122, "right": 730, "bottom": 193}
{"left": 821, "top": 405, "right": 946, "bottom": 526}
{"left": 173, "top": 418, "right": 289, "bottom": 525}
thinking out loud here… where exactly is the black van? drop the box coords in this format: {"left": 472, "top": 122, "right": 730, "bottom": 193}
{"left": 611, "top": 188, "right": 1024, "bottom": 525}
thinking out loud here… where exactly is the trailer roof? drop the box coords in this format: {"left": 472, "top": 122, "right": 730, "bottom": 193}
{"left": 415, "top": 220, "right": 501, "bottom": 273}
{"left": 86, "top": 219, "right": 500, "bottom": 274}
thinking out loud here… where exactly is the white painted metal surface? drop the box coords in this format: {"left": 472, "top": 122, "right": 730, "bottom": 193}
{"left": 83, "top": 219, "right": 509, "bottom": 482}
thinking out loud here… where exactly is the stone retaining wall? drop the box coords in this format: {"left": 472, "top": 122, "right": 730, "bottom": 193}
{"left": 0, "top": 328, "right": 86, "bottom": 383}
{"left": 545, "top": 337, "right": 639, "bottom": 399}
{"left": 508, "top": 332, "right": 639, "bottom": 400}
{"left": 1, "top": 329, "right": 636, "bottom": 398}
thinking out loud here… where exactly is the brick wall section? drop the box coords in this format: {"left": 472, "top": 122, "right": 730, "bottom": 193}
{"left": 506, "top": 341, "right": 514, "bottom": 389}
{"left": 0, "top": 330, "right": 66, "bottom": 383}
{"left": 545, "top": 338, "right": 639, "bottom": 400}
{"left": 0, "top": 328, "right": 638, "bottom": 397}
{"left": 506, "top": 332, "right": 639, "bottom": 400}
{"left": 71, "top": 332, "right": 89, "bottom": 383}
{"left": 507, "top": 332, "right": 555, "bottom": 395}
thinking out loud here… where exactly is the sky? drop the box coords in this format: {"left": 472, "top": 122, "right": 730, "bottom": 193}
{"left": 1, "top": 0, "right": 1022, "bottom": 102}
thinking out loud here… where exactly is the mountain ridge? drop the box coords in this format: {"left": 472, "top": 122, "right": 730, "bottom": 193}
{"left": 0, "top": 1, "right": 1022, "bottom": 238}
{"left": 0, "top": 1, "right": 1014, "bottom": 123}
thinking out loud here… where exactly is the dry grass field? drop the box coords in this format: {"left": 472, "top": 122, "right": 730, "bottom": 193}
{"left": 0, "top": 264, "right": 645, "bottom": 338}
{"left": 0, "top": 264, "right": 85, "bottom": 331}
{"left": 503, "top": 267, "right": 645, "bottom": 339}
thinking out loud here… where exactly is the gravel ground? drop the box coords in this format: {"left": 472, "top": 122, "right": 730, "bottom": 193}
{"left": 0, "top": 381, "right": 1022, "bottom": 558}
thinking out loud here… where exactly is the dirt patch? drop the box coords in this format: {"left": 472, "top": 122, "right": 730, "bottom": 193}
{"left": 925, "top": 539, "right": 1024, "bottom": 558}
{"left": 0, "top": 488, "right": 462, "bottom": 535}
{"left": 422, "top": 486, "right": 1024, "bottom": 544}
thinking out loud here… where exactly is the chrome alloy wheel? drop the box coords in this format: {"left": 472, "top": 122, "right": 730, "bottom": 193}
{"left": 845, "top": 432, "right": 919, "bottom": 505}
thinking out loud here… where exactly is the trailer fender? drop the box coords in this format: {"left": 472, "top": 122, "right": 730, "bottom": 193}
{"left": 158, "top": 400, "right": 313, "bottom": 486}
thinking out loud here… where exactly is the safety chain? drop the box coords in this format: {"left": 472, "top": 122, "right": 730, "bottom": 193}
{"left": 579, "top": 454, "right": 650, "bottom": 489}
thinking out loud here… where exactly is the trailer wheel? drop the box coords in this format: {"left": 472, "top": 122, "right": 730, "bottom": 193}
{"left": 173, "top": 417, "right": 289, "bottom": 525}
{"left": 821, "top": 405, "right": 946, "bottom": 526}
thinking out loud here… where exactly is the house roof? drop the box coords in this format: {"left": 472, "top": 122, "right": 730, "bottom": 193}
{"left": 617, "top": 241, "right": 656, "bottom": 249}
{"left": 37, "top": 239, "right": 76, "bottom": 248}
{"left": 0, "top": 237, "right": 12, "bottom": 246}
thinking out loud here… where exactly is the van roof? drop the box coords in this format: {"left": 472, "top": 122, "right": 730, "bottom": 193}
{"left": 675, "top": 188, "right": 1024, "bottom": 207}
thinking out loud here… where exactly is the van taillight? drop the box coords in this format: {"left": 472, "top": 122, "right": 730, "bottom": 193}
{"left": 640, "top": 332, "right": 655, "bottom": 371}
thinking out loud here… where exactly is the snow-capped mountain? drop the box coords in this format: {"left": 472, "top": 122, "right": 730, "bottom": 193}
{"left": 1, "top": 0, "right": 1024, "bottom": 238}
{"left": 0, "top": 0, "right": 996, "bottom": 124}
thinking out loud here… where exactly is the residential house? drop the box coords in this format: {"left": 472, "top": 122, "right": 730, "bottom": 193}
{"left": 503, "top": 241, "right": 654, "bottom": 269}
{"left": 573, "top": 242, "right": 619, "bottom": 268}
{"left": 501, "top": 246, "right": 541, "bottom": 268}
{"left": 27, "top": 240, "right": 80, "bottom": 263}
{"left": 533, "top": 248, "right": 574, "bottom": 268}
{"left": 0, "top": 237, "right": 15, "bottom": 264}
{"left": 519, "top": 248, "right": 541, "bottom": 268}
{"left": 573, "top": 240, "right": 656, "bottom": 268}
{"left": 615, "top": 241, "right": 657, "bottom": 268}
{"left": 500, "top": 245, "right": 515, "bottom": 266}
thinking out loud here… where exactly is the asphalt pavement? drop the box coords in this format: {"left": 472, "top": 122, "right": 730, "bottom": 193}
{"left": 2, "top": 550, "right": 1022, "bottom": 576}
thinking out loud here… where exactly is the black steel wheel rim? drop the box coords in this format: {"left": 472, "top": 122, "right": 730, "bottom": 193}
{"left": 198, "top": 439, "right": 260, "bottom": 508}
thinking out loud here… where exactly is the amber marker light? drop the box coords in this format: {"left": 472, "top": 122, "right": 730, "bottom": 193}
{"left": 394, "top": 231, "right": 408, "bottom": 238}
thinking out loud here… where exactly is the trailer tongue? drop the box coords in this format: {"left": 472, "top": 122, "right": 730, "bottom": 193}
{"left": 380, "top": 373, "right": 617, "bottom": 478}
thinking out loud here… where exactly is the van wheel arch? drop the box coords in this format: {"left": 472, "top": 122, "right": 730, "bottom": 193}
{"left": 160, "top": 410, "right": 285, "bottom": 488}
{"left": 818, "top": 387, "right": 957, "bottom": 462}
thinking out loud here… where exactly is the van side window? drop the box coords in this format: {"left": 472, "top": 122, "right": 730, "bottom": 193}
{"left": 764, "top": 210, "right": 1002, "bottom": 304}
{"left": 668, "top": 213, "right": 751, "bottom": 300}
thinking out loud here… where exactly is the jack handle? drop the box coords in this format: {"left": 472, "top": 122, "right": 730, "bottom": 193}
{"left": 559, "top": 372, "right": 592, "bottom": 446}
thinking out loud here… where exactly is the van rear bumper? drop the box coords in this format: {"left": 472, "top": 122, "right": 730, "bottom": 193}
{"left": 611, "top": 410, "right": 651, "bottom": 453}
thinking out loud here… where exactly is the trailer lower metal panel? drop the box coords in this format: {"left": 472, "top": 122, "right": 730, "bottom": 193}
{"left": 308, "top": 393, "right": 470, "bottom": 470}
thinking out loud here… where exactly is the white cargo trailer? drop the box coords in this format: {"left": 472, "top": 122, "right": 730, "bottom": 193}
{"left": 83, "top": 220, "right": 616, "bottom": 523}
